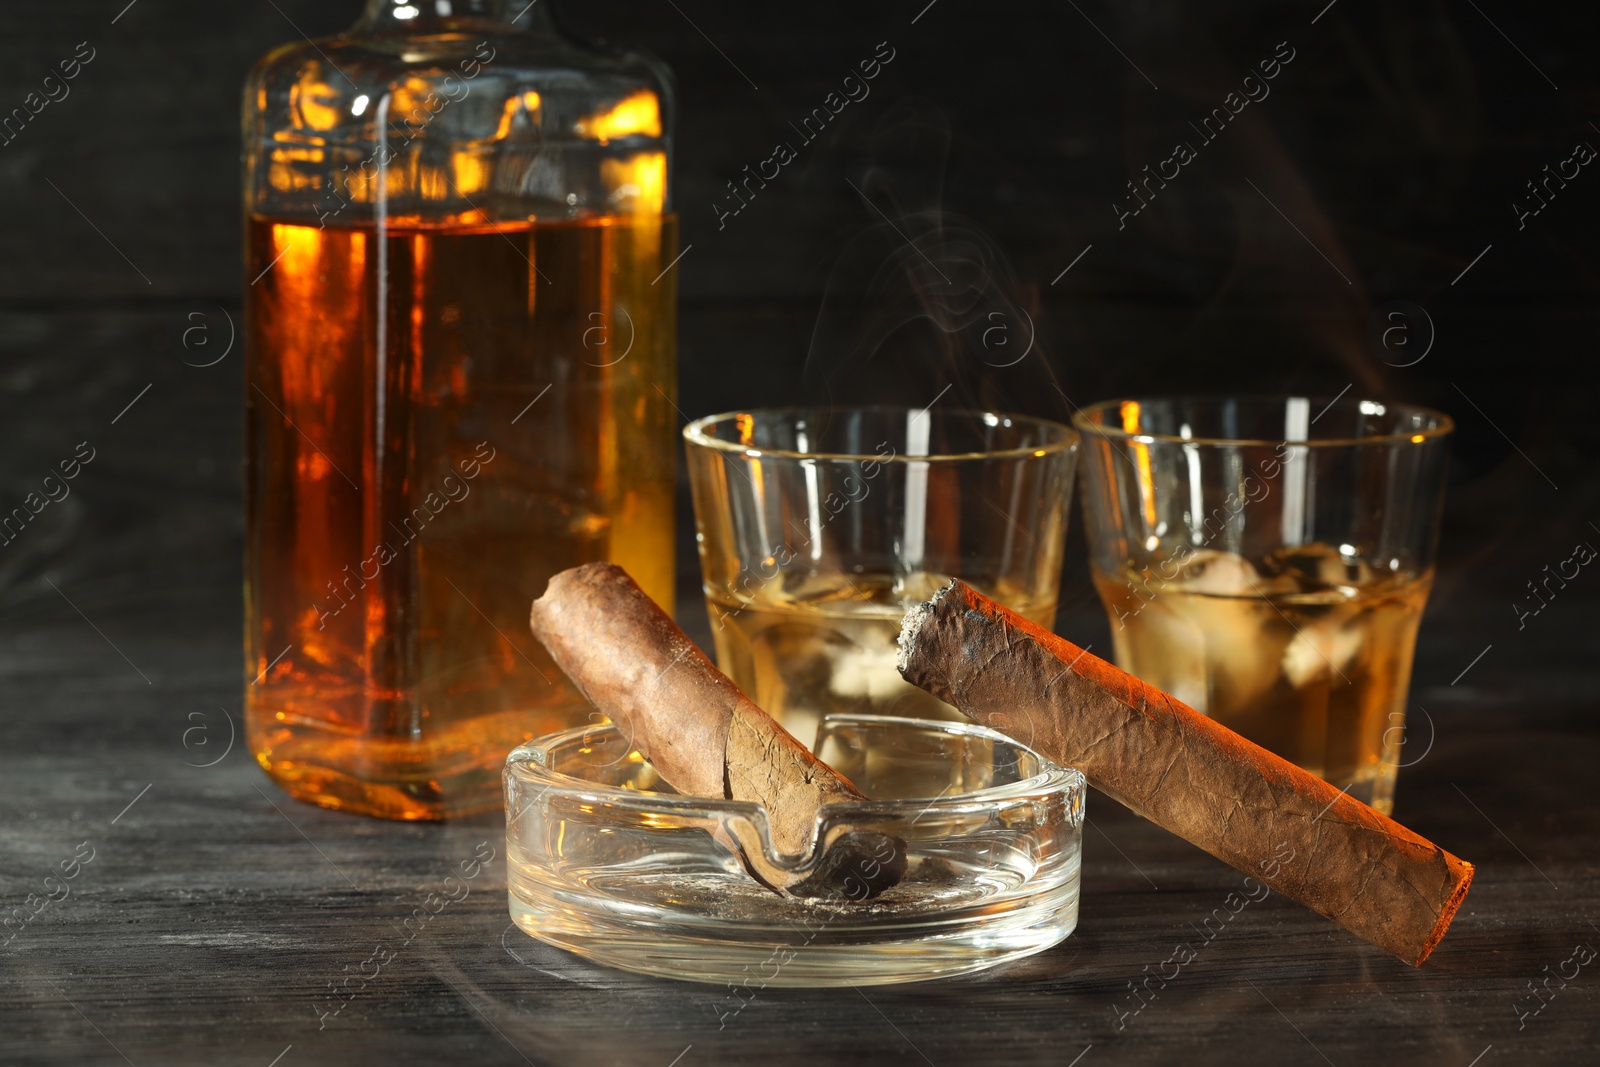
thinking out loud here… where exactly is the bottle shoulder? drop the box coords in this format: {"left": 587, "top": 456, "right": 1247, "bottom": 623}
{"left": 244, "top": 32, "right": 670, "bottom": 136}
{"left": 243, "top": 31, "right": 673, "bottom": 223}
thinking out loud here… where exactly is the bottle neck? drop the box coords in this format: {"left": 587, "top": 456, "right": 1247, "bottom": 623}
{"left": 355, "top": 0, "right": 555, "bottom": 34}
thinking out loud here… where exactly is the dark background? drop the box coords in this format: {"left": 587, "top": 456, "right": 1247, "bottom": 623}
{"left": 3, "top": 1, "right": 1599, "bottom": 1065}
{"left": 5, "top": 0, "right": 1598, "bottom": 626}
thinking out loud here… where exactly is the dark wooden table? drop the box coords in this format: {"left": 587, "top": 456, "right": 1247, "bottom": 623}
{"left": 3, "top": 307, "right": 1597, "bottom": 1066}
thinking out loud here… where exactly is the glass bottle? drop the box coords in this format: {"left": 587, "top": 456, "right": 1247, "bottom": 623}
{"left": 242, "top": 0, "right": 677, "bottom": 819}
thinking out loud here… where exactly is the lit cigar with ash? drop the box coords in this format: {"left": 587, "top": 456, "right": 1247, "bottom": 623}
{"left": 530, "top": 563, "right": 906, "bottom": 900}
{"left": 897, "top": 579, "right": 1473, "bottom": 965}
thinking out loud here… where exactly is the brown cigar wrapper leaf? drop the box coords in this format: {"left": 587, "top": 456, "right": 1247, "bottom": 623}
{"left": 529, "top": 563, "right": 906, "bottom": 899}
{"left": 897, "top": 580, "right": 1473, "bottom": 965}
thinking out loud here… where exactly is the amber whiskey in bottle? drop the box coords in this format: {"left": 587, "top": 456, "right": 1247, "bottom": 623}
{"left": 243, "top": 0, "right": 677, "bottom": 818}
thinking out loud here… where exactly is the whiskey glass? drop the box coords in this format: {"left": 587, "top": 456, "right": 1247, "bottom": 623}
{"left": 684, "top": 406, "right": 1078, "bottom": 744}
{"left": 1074, "top": 396, "right": 1453, "bottom": 814}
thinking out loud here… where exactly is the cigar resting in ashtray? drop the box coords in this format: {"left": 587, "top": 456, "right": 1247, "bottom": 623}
{"left": 898, "top": 579, "right": 1473, "bottom": 966}
{"left": 530, "top": 563, "right": 906, "bottom": 900}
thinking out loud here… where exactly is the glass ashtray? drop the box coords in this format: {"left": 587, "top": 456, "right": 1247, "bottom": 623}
{"left": 503, "top": 714, "right": 1085, "bottom": 986}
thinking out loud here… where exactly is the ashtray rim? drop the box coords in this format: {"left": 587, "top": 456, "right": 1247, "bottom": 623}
{"left": 505, "top": 713, "right": 1086, "bottom": 823}
{"left": 503, "top": 713, "right": 1087, "bottom": 986}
